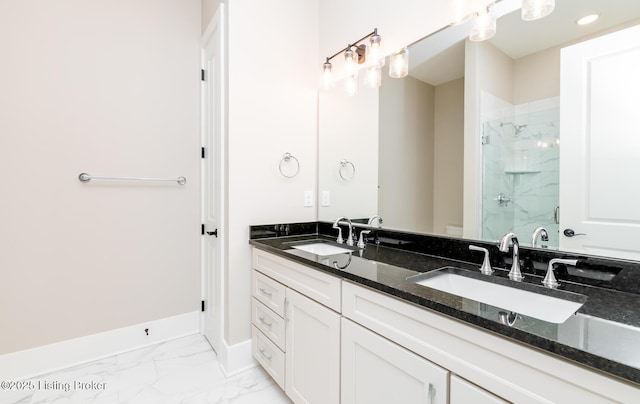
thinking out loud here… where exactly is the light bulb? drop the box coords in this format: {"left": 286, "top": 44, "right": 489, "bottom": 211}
{"left": 321, "top": 60, "right": 333, "bottom": 90}
{"left": 470, "top": 6, "right": 497, "bottom": 42}
{"left": 345, "top": 71, "right": 359, "bottom": 96}
{"left": 521, "top": 0, "right": 555, "bottom": 21}
{"left": 389, "top": 48, "right": 409, "bottom": 78}
{"left": 364, "top": 66, "right": 381, "bottom": 88}
{"left": 344, "top": 48, "right": 357, "bottom": 75}
{"left": 368, "top": 32, "right": 382, "bottom": 67}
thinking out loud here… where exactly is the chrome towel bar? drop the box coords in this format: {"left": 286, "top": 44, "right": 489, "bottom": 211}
{"left": 78, "top": 173, "right": 186, "bottom": 185}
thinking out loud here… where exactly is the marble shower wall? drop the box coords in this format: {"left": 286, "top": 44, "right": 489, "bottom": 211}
{"left": 481, "top": 93, "right": 560, "bottom": 247}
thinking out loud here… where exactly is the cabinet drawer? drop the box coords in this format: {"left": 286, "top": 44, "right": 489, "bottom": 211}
{"left": 252, "top": 325, "right": 285, "bottom": 390}
{"left": 252, "top": 298, "right": 286, "bottom": 351}
{"left": 253, "top": 248, "right": 341, "bottom": 312}
{"left": 252, "top": 270, "right": 286, "bottom": 317}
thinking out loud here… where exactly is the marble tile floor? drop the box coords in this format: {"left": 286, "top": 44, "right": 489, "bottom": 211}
{"left": 1, "top": 334, "right": 291, "bottom": 404}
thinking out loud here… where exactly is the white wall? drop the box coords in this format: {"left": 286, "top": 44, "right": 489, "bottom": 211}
{"left": 433, "top": 78, "right": 465, "bottom": 235}
{"left": 225, "top": 0, "right": 319, "bottom": 345}
{"left": 0, "top": 0, "right": 201, "bottom": 355}
{"left": 201, "top": 0, "right": 222, "bottom": 33}
{"left": 379, "top": 74, "right": 434, "bottom": 233}
{"left": 318, "top": 81, "right": 379, "bottom": 221}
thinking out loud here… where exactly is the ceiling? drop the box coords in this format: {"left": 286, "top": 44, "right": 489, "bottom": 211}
{"left": 408, "top": 0, "right": 640, "bottom": 86}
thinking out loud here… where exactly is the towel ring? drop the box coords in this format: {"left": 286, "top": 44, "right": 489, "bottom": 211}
{"left": 279, "top": 152, "right": 300, "bottom": 178}
{"left": 339, "top": 159, "right": 356, "bottom": 181}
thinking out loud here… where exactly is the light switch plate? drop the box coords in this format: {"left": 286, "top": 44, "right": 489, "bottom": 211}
{"left": 304, "top": 191, "right": 313, "bottom": 207}
{"left": 321, "top": 191, "right": 330, "bottom": 207}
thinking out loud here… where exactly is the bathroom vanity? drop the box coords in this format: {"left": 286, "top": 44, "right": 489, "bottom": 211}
{"left": 249, "top": 222, "right": 640, "bottom": 403}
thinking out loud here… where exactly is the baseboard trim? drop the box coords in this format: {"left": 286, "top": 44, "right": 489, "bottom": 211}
{"left": 0, "top": 311, "right": 200, "bottom": 381}
{"left": 218, "top": 338, "right": 256, "bottom": 377}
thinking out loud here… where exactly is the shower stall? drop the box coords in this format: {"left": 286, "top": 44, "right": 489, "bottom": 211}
{"left": 481, "top": 104, "right": 560, "bottom": 247}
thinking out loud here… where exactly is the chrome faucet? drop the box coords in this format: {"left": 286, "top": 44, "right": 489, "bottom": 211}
{"left": 499, "top": 233, "right": 524, "bottom": 281}
{"left": 531, "top": 227, "right": 549, "bottom": 248}
{"left": 357, "top": 230, "right": 371, "bottom": 249}
{"left": 469, "top": 245, "right": 493, "bottom": 275}
{"left": 543, "top": 258, "right": 577, "bottom": 289}
{"left": 367, "top": 215, "right": 383, "bottom": 228}
{"left": 333, "top": 217, "right": 355, "bottom": 246}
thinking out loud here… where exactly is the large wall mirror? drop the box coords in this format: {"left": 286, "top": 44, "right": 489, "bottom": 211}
{"left": 318, "top": 0, "right": 640, "bottom": 260}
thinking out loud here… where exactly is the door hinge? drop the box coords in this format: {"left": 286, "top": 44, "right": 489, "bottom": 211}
{"left": 201, "top": 147, "right": 206, "bottom": 159}
{"left": 201, "top": 69, "right": 205, "bottom": 81}
{"left": 201, "top": 300, "right": 205, "bottom": 312}
{"left": 201, "top": 224, "right": 205, "bottom": 235}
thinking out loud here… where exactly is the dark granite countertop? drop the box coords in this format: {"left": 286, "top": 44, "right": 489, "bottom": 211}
{"left": 249, "top": 222, "right": 640, "bottom": 386}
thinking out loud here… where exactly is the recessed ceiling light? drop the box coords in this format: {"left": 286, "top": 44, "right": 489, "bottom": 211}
{"left": 577, "top": 14, "right": 599, "bottom": 25}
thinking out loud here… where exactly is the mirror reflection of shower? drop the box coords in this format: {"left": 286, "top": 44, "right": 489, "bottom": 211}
{"left": 480, "top": 94, "right": 561, "bottom": 248}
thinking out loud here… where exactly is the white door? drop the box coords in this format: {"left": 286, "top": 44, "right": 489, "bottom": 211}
{"left": 341, "top": 318, "right": 448, "bottom": 404}
{"left": 201, "top": 5, "right": 225, "bottom": 353}
{"left": 559, "top": 24, "right": 640, "bottom": 260}
{"left": 285, "top": 288, "right": 340, "bottom": 404}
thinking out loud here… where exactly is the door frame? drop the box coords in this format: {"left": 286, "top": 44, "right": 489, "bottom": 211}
{"left": 201, "top": 3, "right": 226, "bottom": 355}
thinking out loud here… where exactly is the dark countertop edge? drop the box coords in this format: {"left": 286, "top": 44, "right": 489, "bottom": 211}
{"left": 249, "top": 238, "right": 640, "bottom": 386}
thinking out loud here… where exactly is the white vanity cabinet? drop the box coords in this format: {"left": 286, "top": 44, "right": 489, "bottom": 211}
{"left": 450, "top": 375, "right": 508, "bottom": 404}
{"left": 251, "top": 248, "right": 639, "bottom": 403}
{"left": 251, "top": 248, "right": 341, "bottom": 404}
{"left": 342, "top": 280, "right": 639, "bottom": 403}
{"left": 342, "top": 317, "right": 448, "bottom": 404}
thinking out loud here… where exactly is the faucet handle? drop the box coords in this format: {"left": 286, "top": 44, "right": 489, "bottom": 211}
{"left": 543, "top": 258, "right": 578, "bottom": 289}
{"left": 357, "top": 230, "right": 371, "bottom": 249}
{"left": 469, "top": 245, "right": 494, "bottom": 275}
{"left": 332, "top": 223, "right": 344, "bottom": 244}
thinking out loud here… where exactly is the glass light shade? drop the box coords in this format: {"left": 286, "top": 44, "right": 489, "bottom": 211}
{"left": 368, "top": 33, "right": 382, "bottom": 67}
{"left": 470, "top": 6, "right": 497, "bottom": 42}
{"left": 345, "top": 71, "right": 359, "bottom": 96}
{"left": 364, "top": 66, "right": 381, "bottom": 88}
{"left": 321, "top": 61, "right": 333, "bottom": 90}
{"left": 521, "top": 0, "right": 555, "bottom": 21}
{"left": 389, "top": 48, "right": 409, "bottom": 78}
{"left": 344, "top": 48, "right": 357, "bottom": 75}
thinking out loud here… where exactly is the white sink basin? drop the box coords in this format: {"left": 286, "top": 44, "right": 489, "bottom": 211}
{"left": 291, "top": 242, "right": 353, "bottom": 256}
{"left": 409, "top": 268, "right": 586, "bottom": 324}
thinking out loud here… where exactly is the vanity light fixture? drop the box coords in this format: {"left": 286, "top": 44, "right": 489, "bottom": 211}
{"left": 321, "top": 58, "right": 334, "bottom": 90}
{"left": 344, "top": 47, "right": 359, "bottom": 75}
{"left": 368, "top": 30, "right": 383, "bottom": 67}
{"left": 388, "top": 48, "right": 409, "bottom": 78}
{"left": 577, "top": 14, "right": 599, "bottom": 26}
{"left": 469, "top": 5, "right": 497, "bottom": 42}
{"left": 321, "top": 28, "right": 384, "bottom": 94}
{"left": 468, "top": 0, "right": 557, "bottom": 43}
{"left": 521, "top": 0, "right": 555, "bottom": 21}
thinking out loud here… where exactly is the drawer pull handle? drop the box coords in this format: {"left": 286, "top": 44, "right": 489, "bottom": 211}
{"left": 259, "top": 348, "right": 272, "bottom": 361}
{"left": 259, "top": 287, "right": 273, "bottom": 297}
{"left": 258, "top": 316, "right": 273, "bottom": 328}
{"left": 428, "top": 383, "right": 435, "bottom": 404}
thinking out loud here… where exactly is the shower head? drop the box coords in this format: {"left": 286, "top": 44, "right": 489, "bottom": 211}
{"left": 500, "top": 121, "right": 528, "bottom": 136}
